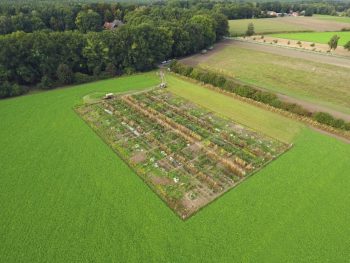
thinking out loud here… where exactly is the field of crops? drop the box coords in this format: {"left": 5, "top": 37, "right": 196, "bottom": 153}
{"left": 271, "top": 31, "right": 350, "bottom": 46}
{"left": 1, "top": 73, "right": 350, "bottom": 262}
{"left": 77, "top": 89, "right": 289, "bottom": 219}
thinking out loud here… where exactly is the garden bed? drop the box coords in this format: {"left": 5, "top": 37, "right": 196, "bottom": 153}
{"left": 76, "top": 88, "right": 291, "bottom": 219}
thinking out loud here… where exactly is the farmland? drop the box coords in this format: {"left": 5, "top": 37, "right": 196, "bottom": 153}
{"left": 77, "top": 88, "right": 290, "bottom": 219}
{"left": 229, "top": 15, "right": 350, "bottom": 36}
{"left": 271, "top": 31, "right": 350, "bottom": 46}
{"left": 1, "top": 72, "right": 350, "bottom": 262}
{"left": 197, "top": 44, "right": 350, "bottom": 115}
{"left": 313, "top": 14, "right": 350, "bottom": 23}
{"left": 229, "top": 18, "right": 308, "bottom": 36}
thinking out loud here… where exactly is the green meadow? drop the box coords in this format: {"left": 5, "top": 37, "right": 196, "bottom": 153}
{"left": 1, "top": 73, "right": 350, "bottom": 262}
{"left": 272, "top": 31, "right": 350, "bottom": 46}
{"left": 229, "top": 18, "right": 307, "bottom": 36}
{"left": 199, "top": 46, "right": 350, "bottom": 115}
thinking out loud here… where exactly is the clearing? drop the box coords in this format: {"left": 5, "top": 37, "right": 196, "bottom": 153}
{"left": 1, "top": 72, "right": 350, "bottom": 262}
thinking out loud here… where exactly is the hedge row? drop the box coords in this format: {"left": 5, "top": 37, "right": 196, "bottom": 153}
{"left": 169, "top": 60, "right": 350, "bottom": 132}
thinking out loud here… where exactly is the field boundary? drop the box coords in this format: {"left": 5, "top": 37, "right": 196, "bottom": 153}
{"left": 226, "top": 37, "right": 350, "bottom": 60}
{"left": 170, "top": 73, "right": 350, "bottom": 143}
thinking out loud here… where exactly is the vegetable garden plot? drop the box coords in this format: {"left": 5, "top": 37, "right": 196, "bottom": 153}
{"left": 76, "top": 89, "right": 291, "bottom": 219}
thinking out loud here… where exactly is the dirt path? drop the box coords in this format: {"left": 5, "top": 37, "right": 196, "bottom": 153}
{"left": 180, "top": 39, "right": 350, "bottom": 121}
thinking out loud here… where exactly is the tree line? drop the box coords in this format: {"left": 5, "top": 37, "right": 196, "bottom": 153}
{"left": 1, "top": 1, "right": 350, "bottom": 36}
{"left": 170, "top": 60, "right": 350, "bottom": 132}
{"left": 0, "top": 4, "right": 228, "bottom": 98}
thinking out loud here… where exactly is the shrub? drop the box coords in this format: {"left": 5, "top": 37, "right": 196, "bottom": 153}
{"left": 93, "top": 66, "right": 102, "bottom": 76}
{"left": 273, "top": 39, "right": 278, "bottom": 44}
{"left": 223, "top": 80, "right": 237, "bottom": 92}
{"left": 11, "top": 83, "right": 25, "bottom": 97}
{"left": 105, "top": 63, "right": 117, "bottom": 77}
{"left": 183, "top": 66, "right": 193, "bottom": 77}
{"left": 246, "top": 23, "right": 255, "bottom": 36}
{"left": 287, "top": 41, "right": 290, "bottom": 45}
{"left": 345, "top": 122, "right": 350, "bottom": 131}
{"left": 74, "top": 72, "right": 94, "bottom": 84}
{"left": 297, "top": 41, "right": 301, "bottom": 45}
{"left": 344, "top": 41, "right": 350, "bottom": 51}
{"left": 310, "top": 43, "right": 315, "bottom": 47}
{"left": 0, "top": 81, "right": 14, "bottom": 98}
{"left": 56, "top": 64, "right": 74, "bottom": 85}
{"left": 38, "top": 75, "right": 54, "bottom": 89}
{"left": 214, "top": 75, "right": 227, "bottom": 88}
{"left": 313, "top": 112, "right": 336, "bottom": 126}
{"left": 235, "top": 85, "right": 256, "bottom": 98}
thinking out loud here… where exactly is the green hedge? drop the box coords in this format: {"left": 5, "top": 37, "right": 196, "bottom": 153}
{"left": 170, "top": 60, "right": 350, "bottom": 132}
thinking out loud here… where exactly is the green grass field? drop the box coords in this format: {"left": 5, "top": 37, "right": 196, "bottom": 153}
{"left": 167, "top": 75, "right": 302, "bottom": 143}
{"left": 199, "top": 46, "right": 350, "bottom": 115}
{"left": 313, "top": 14, "right": 350, "bottom": 23}
{"left": 272, "top": 31, "right": 350, "bottom": 46}
{"left": 1, "top": 73, "right": 350, "bottom": 262}
{"left": 229, "top": 18, "right": 308, "bottom": 36}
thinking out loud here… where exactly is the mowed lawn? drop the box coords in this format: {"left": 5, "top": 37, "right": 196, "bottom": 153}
{"left": 229, "top": 18, "right": 308, "bottom": 36}
{"left": 167, "top": 75, "right": 302, "bottom": 143}
{"left": 272, "top": 31, "right": 350, "bottom": 46}
{"left": 1, "top": 73, "right": 350, "bottom": 262}
{"left": 199, "top": 46, "right": 350, "bottom": 114}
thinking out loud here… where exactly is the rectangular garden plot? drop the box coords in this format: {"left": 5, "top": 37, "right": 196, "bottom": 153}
{"left": 76, "top": 89, "right": 291, "bottom": 219}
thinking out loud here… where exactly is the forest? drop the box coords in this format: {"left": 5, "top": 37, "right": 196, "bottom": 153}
{"left": 1, "top": 0, "right": 350, "bottom": 98}
{"left": 0, "top": 1, "right": 229, "bottom": 98}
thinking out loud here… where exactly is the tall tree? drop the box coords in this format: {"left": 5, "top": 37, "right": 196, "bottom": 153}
{"left": 246, "top": 23, "right": 255, "bottom": 36}
{"left": 328, "top": 35, "right": 340, "bottom": 50}
{"left": 75, "top": 9, "right": 102, "bottom": 33}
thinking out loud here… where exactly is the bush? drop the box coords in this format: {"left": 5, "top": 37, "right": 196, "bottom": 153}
{"left": 38, "top": 75, "right": 54, "bottom": 90}
{"left": 105, "top": 63, "right": 117, "bottom": 77}
{"left": 345, "top": 122, "right": 350, "bottom": 131}
{"left": 0, "top": 81, "right": 13, "bottom": 98}
{"left": 313, "top": 112, "right": 336, "bottom": 126}
{"left": 11, "top": 83, "right": 25, "bottom": 97}
{"left": 213, "top": 75, "right": 227, "bottom": 88}
{"left": 93, "top": 66, "right": 102, "bottom": 76}
{"left": 234, "top": 85, "right": 256, "bottom": 98}
{"left": 223, "top": 80, "right": 237, "bottom": 92}
{"left": 310, "top": 43, "right": 315, "bottom": 47}
{"left": 74, "top": 72, "right": 94, "bottom": 84}
{"left": 56, "top": 64, "right": 74, "bottom": 85}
